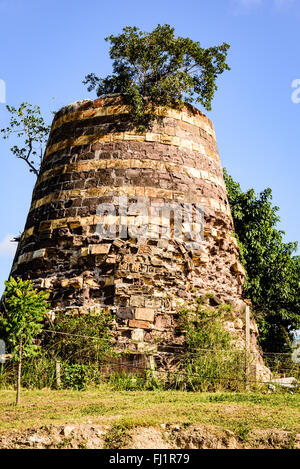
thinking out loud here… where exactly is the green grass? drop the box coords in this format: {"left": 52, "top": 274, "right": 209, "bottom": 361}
{"left": 0, "top": 386, "right": 299, "bottom": 435}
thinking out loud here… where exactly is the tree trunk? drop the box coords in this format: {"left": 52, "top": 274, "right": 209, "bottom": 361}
{"left": 16, "top": 341, "right": 22, "bottom": 406}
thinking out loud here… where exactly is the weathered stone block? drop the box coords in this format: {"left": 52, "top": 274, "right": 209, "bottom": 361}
{"left": 231, "top": 262, "right": 245, "bottom": 276}
{"left": 39, "top": 221, "right": 52, "bottom": 231}
{"left": 89, "top": 244, "right": 111, "bottom": 255}
{"left": 130, "top": 296, "right": 145, "bottom": 307}
{"left": 144, "top": 297, "right": 162, "bottom": 308}
{"left": 192, "top": 248, "right": 209, "bottom": 264}
{"left": 137, "top": 343, "right": 157, "bottom": 353}
{"left": 234, "top": 318, "right": 244, "bottom": 330}
{"left": 106, "top": 255, "right": 116, "bottom": 264}
{"left": 44, "top": 277, "right": 54, "bottom": 289}
{"left": 154, "top": 314, "right": 172, "bottom": 330}
{"left": 250, "top": 320, "right": 259, "bottom": 335}
{"left": 33, "top": 249, "right": 47, "bottom": 259}
{"left": 85, "top": 277, "right": 98, "bottom": 288}
{"left": 129, "top": 319, "right": 152, "bottom": 330}
{"left": 117, "top": 307, "right": 134, "bottom": 320}
{"left": 131, "top": 328, "right": 144, "bottom": 342}
{"left": 80, "top": 247, "right": 89, "bottom": 257}
{"left": 61, "top": 277, "right": 83, "bottom": 289}
{"left": 135, "top": 308, "right": 155, "bottom": 322}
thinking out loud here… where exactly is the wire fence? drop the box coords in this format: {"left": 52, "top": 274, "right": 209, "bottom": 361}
{"left": 0, "top": 327, "right": 299, "bottom": 393}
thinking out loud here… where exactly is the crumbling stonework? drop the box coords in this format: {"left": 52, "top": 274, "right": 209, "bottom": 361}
{"left": 10, "top": 95, "right": 266, "bottom": 375}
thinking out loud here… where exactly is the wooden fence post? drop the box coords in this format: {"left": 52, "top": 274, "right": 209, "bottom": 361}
{"left": 55, "top": 360, "right": 61, "bottom": 388}
{"left": 245, "top": 305, "right": 250, "bottom": 390}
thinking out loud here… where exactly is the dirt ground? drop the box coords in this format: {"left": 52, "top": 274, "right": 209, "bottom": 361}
{"left": 0, "top": 422, "right": 299, "bottom": 449}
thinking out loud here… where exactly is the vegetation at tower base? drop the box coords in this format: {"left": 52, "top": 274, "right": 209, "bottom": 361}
{"left": 0, "top": 277, "right": 50, "bottom": 404}
{"left": 173, "top": 297, "right": 246, "bottom": 392}
{"left": 223, "top": 169, "right": 300, "bottom": 353}
{"left": 45, "top": 310, "right": 118, "bottom": 364}
{"left": 0, "top": 296, "right": 265, "bottom": 393}
{"left": 0, "top": 102, "right": 50, "bottom": 176}
{"left": 83, "top": 24, "right": 230, "bottom": 129}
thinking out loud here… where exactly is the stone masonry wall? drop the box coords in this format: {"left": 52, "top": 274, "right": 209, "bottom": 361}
{"left": 10, "top": 95, "right": 264, "bottom": 370}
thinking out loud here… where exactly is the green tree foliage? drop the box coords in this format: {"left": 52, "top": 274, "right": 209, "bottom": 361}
{"left": 1, "top": 102, "right": 50, "bottom": 177}
{"left": 0, "top": 277, "right": 50, "bottom": 404}
{"left": 223, "top": 169, "right": 300, "bottom": 352}
{"left": 83, "top": 24, "right": 230, "bottom": 129}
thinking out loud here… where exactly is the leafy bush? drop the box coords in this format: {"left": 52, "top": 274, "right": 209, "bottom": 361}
{"left": 177, "top": 299, "right": 232, "bottom": 351}
{"left": 61, "top": 363, "right": 95, "bottom": 391}
{"left": 45, "top": 309, "right": 119, "bottom": 364}
{"left": 175, "top": 297, "right": 246, "bottom": 391}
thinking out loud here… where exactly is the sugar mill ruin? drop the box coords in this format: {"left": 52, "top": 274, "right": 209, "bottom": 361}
{"left": 9, "top": 95, "right": 268, "bottom": 377}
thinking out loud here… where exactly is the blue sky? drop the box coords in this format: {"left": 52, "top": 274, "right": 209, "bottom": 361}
{"left": 0, "top": 0, "right": 299, "bottom": 295}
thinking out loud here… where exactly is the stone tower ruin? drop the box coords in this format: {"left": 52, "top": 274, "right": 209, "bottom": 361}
{"left": 10, "top": 95, "right": 263, "bottom": 363}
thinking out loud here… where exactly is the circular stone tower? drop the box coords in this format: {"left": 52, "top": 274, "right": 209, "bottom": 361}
{"left": 10, "top": 95, "right": 261, "bottom": 359}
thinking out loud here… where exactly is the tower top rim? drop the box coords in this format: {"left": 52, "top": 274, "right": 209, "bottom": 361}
{"left": 53, "top": 93, "right": 214, "bottom": 129}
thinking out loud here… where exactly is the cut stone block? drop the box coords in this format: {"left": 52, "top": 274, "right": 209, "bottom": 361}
{"left": 135, "top": 308, "right": 155, "bottom": 322}
{"left": 131, "top": 328, "right": 144, "bottom": 342}
{"left": 61, "top": 277, "right": 83, "bottom": 289}
{"left": 89, "top": 244, "right": 111, "bottom": 255}
{"left": 129, "top": 320, "right": 152, "bottom": 330}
